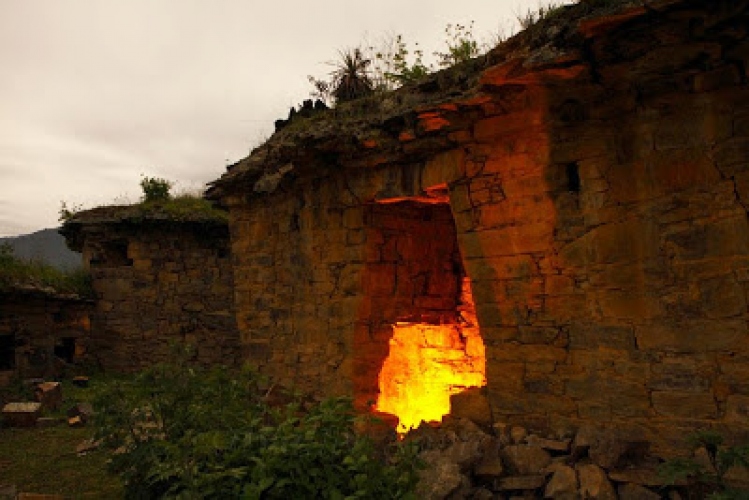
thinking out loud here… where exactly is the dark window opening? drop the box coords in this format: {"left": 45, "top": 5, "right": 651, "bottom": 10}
{"left": 54, "top": 337, "right": 77, "bottom": 364}
{"left": 566, "top": 163, "right": 581, "bottom": 193}
{"left": 0, "top": 334, "right": 15, "bottom": 370}
{"left": 91, "top": 240, "right": 132, "bottom": 267}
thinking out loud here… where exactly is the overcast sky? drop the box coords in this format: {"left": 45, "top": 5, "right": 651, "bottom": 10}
{"left": 0, "top": 0, "right": 562, "bottom": 237}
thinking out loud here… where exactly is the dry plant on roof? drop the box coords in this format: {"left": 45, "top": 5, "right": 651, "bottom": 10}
{"left": 329, "top": 47, "right": 375, "bottom": 103}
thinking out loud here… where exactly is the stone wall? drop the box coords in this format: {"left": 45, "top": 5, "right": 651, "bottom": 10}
{"left": 0, "top": 287, "right": 91, "bottom": 384}
{"left": 64, "top": 220, "right": 239, "bottom": 371}
{"left": 215, "top": 0, "right": 749, "bottom": 455}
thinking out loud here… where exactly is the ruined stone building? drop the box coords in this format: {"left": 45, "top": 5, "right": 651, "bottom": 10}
{"left": 202, "top": 0, "right": 749, "bottom": 454}
{"left": 61, "top": 205, "right": 239, "bottom": 371}
{"left": 0, "top": 285, "right": 91, "bottom": 384}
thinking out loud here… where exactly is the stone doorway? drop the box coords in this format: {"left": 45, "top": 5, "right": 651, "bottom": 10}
{"left": 356, "top": 194, "right": 486, "bottom": 433}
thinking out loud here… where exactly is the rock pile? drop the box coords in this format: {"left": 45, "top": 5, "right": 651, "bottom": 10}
{"left": 409, "top": 417, "right": 677, "bottom": 499}
{"left": 403, "top": 392, "right": 748, "bottom": 499}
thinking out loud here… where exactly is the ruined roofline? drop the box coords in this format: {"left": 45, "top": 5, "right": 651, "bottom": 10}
{"left": 59, "top": 198, "right": 229, "bottom": 229}
{"left": 60, "top": 203, "right": 228, "bottom": 226}
{"left": 205, "top": 0, "right": 696, "bottom": 202}
{"left": 59, "top": 202, "right": 229, "bottom": 253}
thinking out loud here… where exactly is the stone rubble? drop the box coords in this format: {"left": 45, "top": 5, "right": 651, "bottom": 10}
{"left": 408, "top": 401, "right": 747, "bottom": 500}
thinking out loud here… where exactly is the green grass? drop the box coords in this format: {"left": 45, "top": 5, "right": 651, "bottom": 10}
{"left": 0, "top": 244, "right": 92, "bottom": 297}
{"left": 140, "top": 193, "right": 229, "bottom": 223}
{"left": 0, "top": 426, "right": 123, "bottom": 498}
{"left": 0, "top": 377, "right": 123, "bottom": 498}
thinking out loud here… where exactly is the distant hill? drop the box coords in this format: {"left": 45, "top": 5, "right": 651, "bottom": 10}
{"left": 0, "top": 228, "right": 82, "bottom": 271}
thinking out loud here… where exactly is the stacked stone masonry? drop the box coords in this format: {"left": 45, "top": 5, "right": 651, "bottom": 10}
{"left": 67, "top": 221, "right": 239, "bottom": 371}
{"left": 0, "top": 288, "right": 91, "bottom": 384}
{"left": 213, "top": 0, "right": 749, "bottom": 456}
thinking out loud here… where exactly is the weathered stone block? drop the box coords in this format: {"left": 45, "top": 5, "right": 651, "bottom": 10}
{"left": 577, "top": 463, "right": 617, "bottom": 499}
{"left": 500, "top": 444, "right": 551, "bottom": 476}
{"left": 651, "top": 391, "right": 718, "bottom": 419}
{"left": 725, "top": 395, "right": 749, "bottom": 422}
{"left": 464, "top": 255, "right": 537, "bottom": 282}
{"left": 617, "top": 482, "right": 661, "bottom": 500}
{"left": 450, "top": 388, "right": 493, "bottom": 428}
{"left": 698, "top": 275, "right": 746, "bottom": 319}
{"left": 636, "top": 320, "right": 746, "bottom": 353}
{"left": 648, "top": 362, "right": 711, "bottom": 393}
{"left": 568, "top": 324, "right": 635, "bottom": 350}
{"left": 544, "top": 464, "right": 578, "bottom": 500}
{"left": 497, "top": 475, "right": 546, "bottom": 491}
{"left": 560, "top": 219, "right": 659, "bottom": 266}
{"left": 2, "top": 402, "right": 42, "bottom": 427}
{"left": 34, "top": 382, "right": 62, "bottom": 411}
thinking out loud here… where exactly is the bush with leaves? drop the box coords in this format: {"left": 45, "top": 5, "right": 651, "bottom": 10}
{"left": 659, "top": 430, "right": 749, "bottom": 499}
{"left": 92, "top": 348, "right": 422, "bottom": 499}
{"left": 140, "top": 176, "right": 173, "bottom": 203}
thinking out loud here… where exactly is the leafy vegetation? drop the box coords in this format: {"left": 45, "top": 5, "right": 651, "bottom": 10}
{"left": 92, "top": 348, "right": 422, "bottom": 499}
{"left": 308, "top": 20, "right": 490, "bottom": 104}
{"left": 140, "top": 176, "right": 173, "bottom": 203}
{"left": 0, "top": 243, "right": 92, "bottom": 296}
{"left": 659, "top": 430, "right": 749, "bottom": 499}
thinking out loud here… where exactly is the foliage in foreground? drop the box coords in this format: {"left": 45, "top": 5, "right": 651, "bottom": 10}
{"left": 92, "top": 352, "right": 421, "bottom": 499}
{"left": 659, "top": 430, "right": 749, "bottom": 499}
{"left": 0, "top": 243, "right": 92, "bottom": 296}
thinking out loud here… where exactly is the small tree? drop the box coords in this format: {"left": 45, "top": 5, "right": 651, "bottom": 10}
{"left": 140, "top": 176, "right": 172, "bottom": 203}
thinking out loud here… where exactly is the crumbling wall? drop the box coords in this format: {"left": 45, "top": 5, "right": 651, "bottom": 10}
{"left": 71, "top": 222, "right": 239, "bottom": 371}
{"left": 0, "top": 289, "right": 91, "bottom": 383}
{"left": 216, "top": 0, "right": 749, "bottom": 455}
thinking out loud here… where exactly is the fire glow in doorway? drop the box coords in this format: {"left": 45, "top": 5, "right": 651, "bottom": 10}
{"left": 376, "top": 279, "right": 486, "bottom": 434}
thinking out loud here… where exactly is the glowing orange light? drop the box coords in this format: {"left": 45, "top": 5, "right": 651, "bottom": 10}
{"left": 375, "top": 322, "right": 486, "bottom": 434}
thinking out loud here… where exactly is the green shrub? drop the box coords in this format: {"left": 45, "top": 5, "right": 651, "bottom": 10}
{"left": 659, "top": 430, "right": 749, "bottom": 499}
{"left": 92, "top": 349, "right": 422, "bottom": 499}
{"left": 434, "top": 22, "right": 481, "bottom": 69}
{"left": 140, "top": 176, "right": 173, "bottom": 203}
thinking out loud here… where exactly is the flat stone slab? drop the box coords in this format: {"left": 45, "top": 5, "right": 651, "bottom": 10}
{"left": 2, "top": 402, "right": 42, "bottom": 427}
